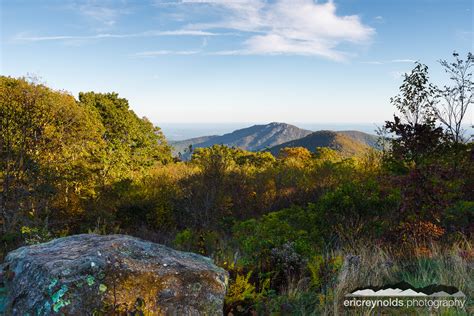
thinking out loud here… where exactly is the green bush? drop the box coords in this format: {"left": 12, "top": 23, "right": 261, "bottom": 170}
{"left": 173, "top": 229, "right": 195, "bottom": 251}
{"left": 232, "top": 208, "right": 316, "bottom": 270}
{"left": 312, "top": 179, "right": 399, "bottom": 244}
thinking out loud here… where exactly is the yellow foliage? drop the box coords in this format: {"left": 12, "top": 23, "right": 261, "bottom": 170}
{"left": 225, "top": 272, "right": 257, "bottom": 305}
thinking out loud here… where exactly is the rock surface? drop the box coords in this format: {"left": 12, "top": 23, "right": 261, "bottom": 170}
{"left": 1, "top": 234, "right": 228, "bottom": 315}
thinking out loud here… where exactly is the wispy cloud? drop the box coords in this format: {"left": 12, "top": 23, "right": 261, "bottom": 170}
{"left": 361, "top": 59, "right": 416, "bottom": 65}
{"left": 134, "top": 50, "right": 200, "bottom": 57}
{"left": 14, "top": 30, "right": 218, "bottom": 42}
{"left": 208, "top": 49, "right": 251, "bottom": 56}
{"left": 182, "top": 0, "right": 375, "bottom": 60}
{"left": 391, "top": 59, "right": 416, "bottom": 63}
{"left": 455, "top": 30, "right": 473, "bottom": 42}
{"left": 71, "top": 0, "right": 132, "bottom": 27}
{"left": 16, "top": 0, "right": 375, "bottom": 61}
{"left": 78, "top": 5, "right": 123, "bottom": 26}
{"left": 374, "top": 16, "right": 384, "bottom": 23}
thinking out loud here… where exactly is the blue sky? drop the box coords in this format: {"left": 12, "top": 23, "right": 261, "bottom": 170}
{"left": 1, "top": 0, "right": 472, "bottom": 124}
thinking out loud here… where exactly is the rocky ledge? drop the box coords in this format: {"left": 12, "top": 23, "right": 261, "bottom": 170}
{"left": 1, "top": 234, "right": 228, "bottom": 315}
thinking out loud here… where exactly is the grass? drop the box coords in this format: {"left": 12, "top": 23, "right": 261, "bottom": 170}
{"left": 222, "top": 240, "right": 473, "bottom": 315}
{"left": 331, "top": 241, "right": 473, "bottom": 315}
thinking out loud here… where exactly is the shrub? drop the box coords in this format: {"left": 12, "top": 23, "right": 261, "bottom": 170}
{"left": 173, "top": 229, "right": 195, "bottom": 251}
{"left": 232, "top": 208, "right": 315, "bottom": 270}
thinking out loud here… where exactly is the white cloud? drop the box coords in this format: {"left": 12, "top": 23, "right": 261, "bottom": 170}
{"left": 391, "top": 59, "right": 416, "bottom": 63}
{"left": 16, "top": 0, "right": 374, "bottom": 61}
{"left": 361, "top": 61, "right": 384, "bottom": 65}
{"left": 207, "top": 50, "right": 247, "bottom": 55}
{"left": 243, "top": 34, "right": 348, "bottom": 60}
{"left": 185, "top": 0, "right": 374, "bottom": 60}
{"left": 79, "top": 6, "right": 122, "bottom": 26}
{"left": 152, "top": 30, "right": 216, "bottom": 36}
{"left": 14, "top": 30, "right": 217, "bottom": 42}
{"left": 71, "top": 0, "right": 132, "bottom": 27}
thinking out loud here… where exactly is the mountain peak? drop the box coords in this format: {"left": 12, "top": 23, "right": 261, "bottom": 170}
{"left": 171, "top": 122, "right": 312, "bottom": 157}
{"left": 268, "top": 121, "right": 286, "bottom": 126}
{"left": 171, "top": 122, "right": 379, "bottom": 159}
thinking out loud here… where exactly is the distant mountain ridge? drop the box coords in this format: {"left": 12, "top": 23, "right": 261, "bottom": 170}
{"left": 170, "top": 135, "right": 219, "bottom": 155}
{"left": 171, "top": 122, "right": 313, "bottom": 157}
{"left": 170, "top": 123, "right": 379, "bottom": 158}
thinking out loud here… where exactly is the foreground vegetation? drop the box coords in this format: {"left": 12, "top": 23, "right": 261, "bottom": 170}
{"left": 1, "top": 53, "right": 473, "bottom": 314}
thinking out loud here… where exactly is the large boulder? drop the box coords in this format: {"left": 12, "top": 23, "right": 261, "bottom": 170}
{"left": 0, "top": 234, "right": 228, "bottom": 315}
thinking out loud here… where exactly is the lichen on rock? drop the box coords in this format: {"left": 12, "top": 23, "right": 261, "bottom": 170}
{"left": 1, "top": 234, "right": 228, "bottom": 315}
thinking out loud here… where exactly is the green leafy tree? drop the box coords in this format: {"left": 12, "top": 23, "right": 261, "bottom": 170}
{"left": 0, "top": 77, "right": 105, "bottom": 237}
{"left": 78, "top": 92, "right": 172, "bottom": 183}
{"left": 385, "top": 63, "right": 447, "bottom": 166}
{"left": 181, "top": 145, "right": 237, "bottom": 229}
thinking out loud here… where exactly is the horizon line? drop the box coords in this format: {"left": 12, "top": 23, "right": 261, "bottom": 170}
{"left": 155, "top": 121, "right": 384, "bottom": 124}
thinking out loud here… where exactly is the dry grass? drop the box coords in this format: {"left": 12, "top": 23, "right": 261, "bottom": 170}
{"left": 329, "top": 240, "right": 473, "bottom": 315}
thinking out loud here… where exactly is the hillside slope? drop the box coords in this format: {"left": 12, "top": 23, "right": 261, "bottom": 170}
{"left": 170, "top": 135, "right": 219, "bottom": 156}
{"left": 268, "top": 130, "right": 371, "bottom": 156}
{"left": 338, "top": 130, "right": 380, "bottom": 149}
